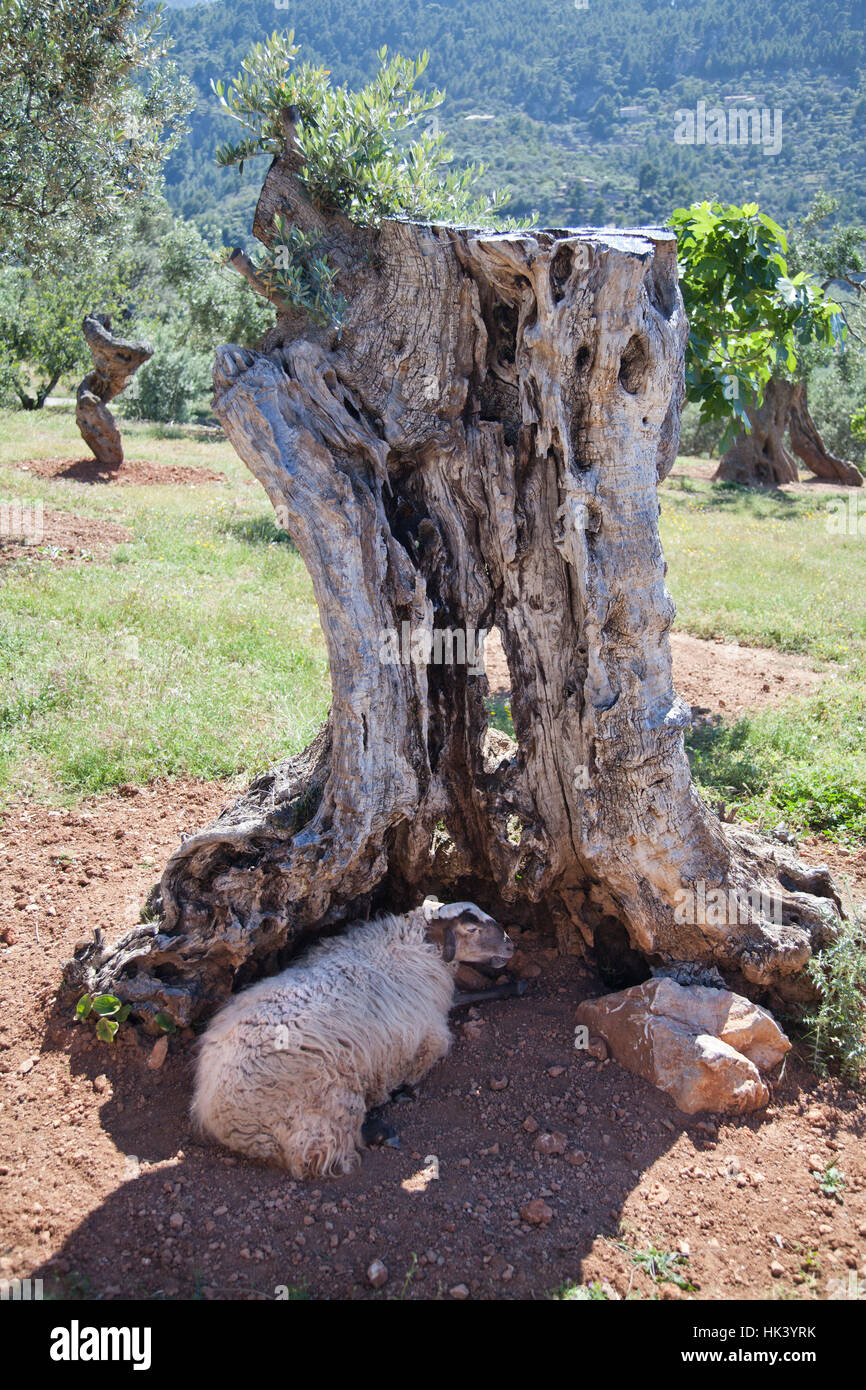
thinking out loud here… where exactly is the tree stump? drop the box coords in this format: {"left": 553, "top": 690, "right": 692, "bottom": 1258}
{"left": 65, "top": 155, "right": 842, "bottom": 1029}
{"left": 715, "top": 377, "right": 862, "bottom": 488}
{"left": 75, "top": 314, "right": 152, "bottom": 467}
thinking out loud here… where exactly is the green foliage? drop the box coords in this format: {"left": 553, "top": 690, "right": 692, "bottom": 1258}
{"left": 671, "top": 201, "right": 846, "bottom": 447}
{"left": 213, "top": 31, "right": 505, "bottom": 227}
{"left": 124, "top": 323, "right": 209, "bottom": 424}
{"left": 811, "top": 1163, "right": 847, "bottom": 1200}
{"left": 619, "top": 1243, "right": 695, "bottom": 1290}
{"left": 0, "top": 0, "right": 193, "bottom": 262}
{"left": 0, "top": 255, "right": 129, "bottom": 408}
{"left": 253, "top": 219, "right": 347, "bottom": 329}
{"left": 800, "top": 914, "right": 866, "bottom": 1083}
{"left": 75, "top": 992, "right": 131, "bottom": 1043}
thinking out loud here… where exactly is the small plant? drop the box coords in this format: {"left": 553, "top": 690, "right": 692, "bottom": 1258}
{"left": 800, "top": 910, "right": 866, "bottom": 1083}
{"left": 812, "top": 1163, "right": 846, "bottom": 1203}
{"left": 557, "top": 1279, "right": 615, "bottom": 1300}
{"left": 75, "top": 992, "right": 130, "bottom": 1043}
{"left": 621, "top": 1243, "right": 696, "bottom": 1291}
{"left": 154, "top": 1012, "right": 177, "bottom": 1035}
{"left": 251, "top": 218, "right": 347, "bottom": 330}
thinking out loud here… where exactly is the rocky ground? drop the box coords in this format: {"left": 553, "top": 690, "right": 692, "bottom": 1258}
{"left": 0, "top": 642, "right": 864, "bottom": 1302}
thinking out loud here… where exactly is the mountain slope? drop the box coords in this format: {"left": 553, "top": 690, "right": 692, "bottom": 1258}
{"left": 160, "top": 0, "right": 866, "bottom": 243}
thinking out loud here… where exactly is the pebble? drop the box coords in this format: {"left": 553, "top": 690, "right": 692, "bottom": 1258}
{"left": 147, "top": 1036, "right": 168, "bottom": 1070}
{"left": 489, "top": 1078, "right": 508, "bottom": 1091}
{"left": 366, "top": 1259, "right": 388, "bottom": 1289}
{"left": 449, "top": 1283, "right": 469, "bottom": 1300}
{"left": 522, "top": 1116, "right": 539, "bottom": 1134}
{"left": 770, "top": 1261, "right": 785, "bottom": 1278}
{"left": 520, "top": 1199, "right": 553, "bottom": 1226}
{"left": 533, "top": 1132, "right": 567, "bottom": 1156}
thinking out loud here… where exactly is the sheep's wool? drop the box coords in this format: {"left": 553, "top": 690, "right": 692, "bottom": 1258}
{"left": 191, "top": 909, "right": 454, "bottom": 1176}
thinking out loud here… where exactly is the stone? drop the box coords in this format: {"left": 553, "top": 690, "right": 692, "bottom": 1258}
{"left": 366, "top": 1259, "right": 388, "bottom": 1289}
{"left": 533, "top": 1132, "right": 567, "bottom": 1156}
{"left": 147, "top": 1035, "right": 169, "bottom": 1070}
{"left": 575, "top": 979, "right": 790, "bottom": 1115}
{"left": 520, "top": 1199, "right": 553, "bottom": 1226}
{"left": 449, "top": 1284, "right": 470, "bottom": 1300}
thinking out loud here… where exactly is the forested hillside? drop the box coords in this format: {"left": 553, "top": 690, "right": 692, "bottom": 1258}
{"left": 160, "top": 0, "right": 866, "bottom": 245}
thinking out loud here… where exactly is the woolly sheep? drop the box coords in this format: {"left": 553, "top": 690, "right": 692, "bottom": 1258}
{"left": 191, "top": 898, "right": 514, "bottom": 1177}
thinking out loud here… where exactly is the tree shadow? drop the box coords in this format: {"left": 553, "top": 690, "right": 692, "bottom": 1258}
{"left": 31, "top": 959, "right": 856, "bottom": 1302}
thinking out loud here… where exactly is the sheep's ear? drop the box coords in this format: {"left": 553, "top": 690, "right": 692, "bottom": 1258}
{"left": 433, "top": 900, "right": 494, "bottom": 923}
{"left": 442, "top": 925, "right": 457, "bottom": 963}
{"left": 422, "top": 895, "right": 443, "bottom": 923}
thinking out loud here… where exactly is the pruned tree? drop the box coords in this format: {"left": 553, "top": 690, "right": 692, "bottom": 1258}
{"left": 75, "top": 314, "right": 152, "bottom": 466}
{"left": 66, "top": 40, "right": 842, "bottom": 1030}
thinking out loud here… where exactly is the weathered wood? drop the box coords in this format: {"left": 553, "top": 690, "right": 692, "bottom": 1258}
{"left": 715, "top": 376, "right": 862, "bottom": 488}
{"left": 66, "top": 158, "right": 841, "bottom": 1028}
{"left": 75, "top": 314, "right": 152, "bottom": 466}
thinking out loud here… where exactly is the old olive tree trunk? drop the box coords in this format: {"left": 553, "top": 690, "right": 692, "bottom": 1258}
{"left": 75, "top": 315, "right": 152, "bottom": 467}
{"left": 66, "top": 145, "right": 841, "bottom": 1029}
{"left": 715, "top": 377, "right": 863, "bottom": 488}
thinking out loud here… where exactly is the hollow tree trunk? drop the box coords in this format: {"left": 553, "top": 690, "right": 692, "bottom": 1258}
{"left": 65, "top": 153, "right": 842, "bottom": 1030}
{"left": 75, "top": 314, "right": 152, "bottom": 466}
{"left": 715, "top": 377, "right": 862, "bottom": 487}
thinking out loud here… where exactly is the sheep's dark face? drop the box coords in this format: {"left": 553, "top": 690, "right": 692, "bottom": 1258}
{"left": 423, "top": 899, "right": 514, "bottom": 969}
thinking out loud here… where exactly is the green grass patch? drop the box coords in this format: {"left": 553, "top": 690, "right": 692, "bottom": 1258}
{"left": 0, "top": 410, "right": 329, "bottom": 798}
{"left": 661, "top": 473, "right": 866, "bottom": 842}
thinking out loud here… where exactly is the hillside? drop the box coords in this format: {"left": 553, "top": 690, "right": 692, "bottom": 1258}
{"left": 159, "top": 0, "right": 866, "bottom": 245}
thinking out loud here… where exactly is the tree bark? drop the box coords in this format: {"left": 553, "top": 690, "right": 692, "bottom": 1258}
{"left": 75, "top": 314, "right": 152, "bottom": 466}
{"left": 65, "top": 156, "right": 842, "bottom": 1029}
{"left": 715, "top": 377, "right": 862, "bottom": 487}
{"left": 714, "top": 378, "right": 799, "bottom": 487}
{"left": 787, "top": 380, "right": 863, "bottom": 487}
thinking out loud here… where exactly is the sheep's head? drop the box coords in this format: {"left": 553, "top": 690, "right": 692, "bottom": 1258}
{"left": 422, "top": 898, "right": 514, "bottom": 969}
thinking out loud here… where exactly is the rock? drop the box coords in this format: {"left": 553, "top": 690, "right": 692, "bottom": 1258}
{"left": 366, "top": 1259, "right": 388, "bottom": 1289}
{"left": 547, "top": 1065, "right": 565, "bottom": 1078}
{"left": 147, "top": 1035, "right": 169, "bottom": 1070}
{"left": 770, "top": 1261, "right": 785, "bottom": 1278}
{"left": 522, "top": 1116, "right": 539, "bottom": 1134}
{"left": 449, "top": 1283, "right": 470, "bottom": 1300}
{"left": 93, "top": 1074, "right": 109, "bottom": 1094}
{"left": 169, "top": 1212, "right": 184, "bottom": 1231}
{"left": 575, "top": 979, "right": 790, "bottom": 1115}
{"left": 585, "top": 1034, "right": 609, "bottom": 1061}
{"left": 489, "top": 1077, "right": 508, "bottom": 1091}
{"left": 520, "top": 1199, "right": 553, "bottom": 1226}
{"left": 533, "top": 1131, "right": 567, "bottom": 1156}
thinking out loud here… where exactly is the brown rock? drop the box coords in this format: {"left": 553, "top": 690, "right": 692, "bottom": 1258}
{"left": 366, "top": 1259, "right": 388, "bottom": 1289}
{"left": 575, "top": 979, "right": 789, "bottom": 1115}
{"left": 147, "top": 1036, "right": 169, "bottom": 1070}
{"left": 533, "top": 1131, "right": 567, "bottom": 1156}
{"left": 520, "top": 1199, "right": 553, "bottom": 1226}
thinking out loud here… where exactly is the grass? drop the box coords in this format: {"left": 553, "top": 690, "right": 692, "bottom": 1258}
{"left": 661, "top": 470, "right": 866, "bottom": 843}
{"left": 0, "top": 409, "right": 329, "bottom": 799}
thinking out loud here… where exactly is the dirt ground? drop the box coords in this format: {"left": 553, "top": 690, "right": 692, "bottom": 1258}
{"left": 1, "top": 636, "right": 864, "bottom": 1302}
{"left": 0, "top": 509, "right": 132, "bottom": 568}
{"left": 13, "top": 456, "right": 227, "bottom": 488}
{"left": 670, "top": 457, "right": 865, "bottom": 499}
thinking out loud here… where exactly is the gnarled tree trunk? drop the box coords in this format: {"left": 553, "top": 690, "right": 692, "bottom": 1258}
{"left": 65, "top": 147, "right": 842, "bottom": 1030}
{"left": 75, "top": 314, "right": 152, "bottom": 466}
{"left": 715, "top": 376, "right": 862, "bottom": 488}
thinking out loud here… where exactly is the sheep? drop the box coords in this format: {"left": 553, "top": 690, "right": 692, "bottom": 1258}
{"left": 191, "top": 897, "right": 515, "bottom": 1177}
